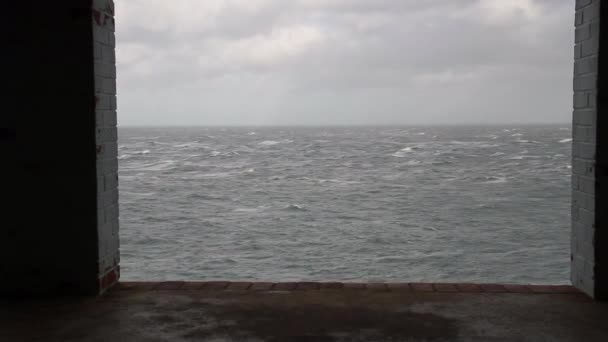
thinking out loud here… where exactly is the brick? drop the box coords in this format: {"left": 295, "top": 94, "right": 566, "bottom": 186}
{"left": 95, "top": 76, "right": 116, "bottom": 95}
{"left": 433, "top": 283, "right": 459, "bottom": 292}
{"left": 96, "top": 94, "right": 113, "bottom": 110}
{"left": 574, "top": 43, "right": 582, "bottom": 59}
{"left": 367, "top": 283, "right": 388, "bottom": 291}
{"left": 574, "top": 56, "right": 597, "bottom": 75}
{"left": 343, "top": 283, "right": 367, "bottom": 290}
{"left": 92, "top": 0, "right": 115, "bottom": 13}
{"left": 581, "top": 37, "right": 599, "bottom": 57}
{"left": 410, "top": 283, "right": 434, "bottom": 292}
{"left": 503, "top": 284, "right": 533, "bottom": 293}
{"left": 529, "top": 285, "right": 558, "bottom": 294}
{"left": 155, "top": 281, "right": 185, "bottom": 291}
{"left": 296, "top": 282, "right": 320, "bottom": 291}
{"left": 575, "top": 11, "right": 584, "bottom": 26}
{"left": 181, "top": 282, "right": 207, "bottom": 291}
{"left": 95, "top": 62, "right": 117, "bottom": 78}
{"left": 578, "top": 208, "right": 596, "bottom": 233}
{"left": 480, "top": 284, "right": 507, "bottom": 293}
{"left": 548, "top": 286, "right": 580, "bottom": 294}
{"left": 574, "top": 74, "right": 597, "bottom": 91}
{"left": 101, "top": 45, "right": 116, "bottom": 63}
{"left": 582, "top": 1, "right": 600, "bottom": 23}
{"left": 387, "top": 283, "right": 411, "bottom": 291}
{"left": 573, "top": 92, "right": 589, "bottom": 109}
{"left": 250, "top": 282, "right": 274, "bottom": 291}
{"left": 574, "top": 109, "right": 596, "bottom": 126}
{"left": 202, "top": 281, "right": 229, "bottom": 290}
{"left": 456, "top": 283, "right": 482, "bottom": 293}
{"left": 573, "top": 190, "right": 595, "bottom": 211}
{"left": 576, "top": 176, "right": 596, "bottom": 195}
{"left": 574, "top": 142, "right": 596, "bottom": 160}
{"left": 320, "top": 282, "right": 344, "bottom": 290}
{"left": 576, "top": 0, "right": 592, "bottom": 10}
{"left": 227, "top": 282, "right": 252, "bottom": 291}
{"left": 575, "top": 24, "right": 591, "bottom": 43}
{"left": 115, "top": 282, "right": 156, "bottom": 291}
{"left": 273, "top": 282, "right": 297, "bottom": 291}
{"left": 578, "top": 20, "right": 600, "bottom": 40}
{"left": 574, "top": 125, "right": 596, "bottom": 144}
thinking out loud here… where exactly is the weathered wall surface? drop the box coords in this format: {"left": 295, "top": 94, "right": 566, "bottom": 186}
{"left": 0, "top": 1, "right": 119, "bottom": 296}
{"left": 572, "top": 0, "right": 606, "bottom": 299}
{"left": 93, "top": 0, "right": 120, "bottom": 294}
{"left": 1, "top": 0, "right": 607, "bottom": 299}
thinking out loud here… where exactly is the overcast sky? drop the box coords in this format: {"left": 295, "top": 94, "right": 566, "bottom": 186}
{"left": 116, "top": 0, "right": 573, "bottom": 126}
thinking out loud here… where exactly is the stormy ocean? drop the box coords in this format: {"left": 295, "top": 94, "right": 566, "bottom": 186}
{"left": 118, "top": 125, "right": 571, "bottom": 284}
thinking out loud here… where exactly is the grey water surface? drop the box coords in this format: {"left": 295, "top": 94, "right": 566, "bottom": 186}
{"left": 118, "top": 125, "right": 571, "bottom": 284}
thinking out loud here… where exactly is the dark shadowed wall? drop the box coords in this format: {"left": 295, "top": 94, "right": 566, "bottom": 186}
{"left": 0, "top": 0, "right": 119, "bottom": 296}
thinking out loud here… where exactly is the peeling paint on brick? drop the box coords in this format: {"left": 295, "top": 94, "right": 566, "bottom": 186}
{"left": 100, "top": 266, "right": 120, "bottom": 292}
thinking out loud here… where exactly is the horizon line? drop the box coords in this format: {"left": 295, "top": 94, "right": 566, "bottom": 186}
{"left": 116, "top": 122, "right": 572, "bottom": 128}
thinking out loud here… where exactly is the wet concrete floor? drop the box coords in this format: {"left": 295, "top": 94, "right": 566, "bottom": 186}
{"left": 1, "top": 282, "right": 607, "bottom": 341}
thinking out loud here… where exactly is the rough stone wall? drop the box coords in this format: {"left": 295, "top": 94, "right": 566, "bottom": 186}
{"left": 93, "top": 0, "right": 120, "bottom": 293}
{"left": 571, "top": 0, "right": 605, "bottom": 299}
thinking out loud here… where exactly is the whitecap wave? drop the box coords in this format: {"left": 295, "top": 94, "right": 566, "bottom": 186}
{"left": 392, "top": 146, "right": 418, "bottom": 158}
{"left": 284, "top": 204, "right": 305, "bottom": 211}
{"left": 259, "top": 140, "right": 281, "bottom": 146}
{"left": 559, "top": 138, "right": 573, "bottom": 143}
{"left": 489, "top": 152, "right": 505, "bottom": 157}
{"left": 199, "top": 172, "right": 235, "bottom": 178}
{"left": 234, "top": 207, "right": 265, "bottom": 213}
{"left": 301, "top": 177, "right": 361, "bottom": 185}
{"left": 404, "top": 160, "right": 422, "bottom": 166}
{"left": 174, "top": 142, "right": 200, "bottom": 148}
{"left": 486, "top": 177, "right": 508, "bottom": 184}
{"left": 480, "top": 176, "right": 508, "bottom": 184}
{"left": 128, "top": 160, "right": 175, "bottom": 171}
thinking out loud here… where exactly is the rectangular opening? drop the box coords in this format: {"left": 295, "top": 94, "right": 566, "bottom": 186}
{"left": 116, "top": 1, "right": 573, "bottom": 284}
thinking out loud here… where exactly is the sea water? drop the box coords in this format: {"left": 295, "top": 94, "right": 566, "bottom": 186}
{"left": 118, "top": 125, "right": 571, "bottom": 284}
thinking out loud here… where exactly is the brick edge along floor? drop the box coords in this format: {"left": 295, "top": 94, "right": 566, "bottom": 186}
{"left": 115, "top": 282, "right": 580, "bottom": 294}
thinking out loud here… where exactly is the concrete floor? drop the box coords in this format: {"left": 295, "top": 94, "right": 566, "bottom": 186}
{"left": 1, "top": 282, "right": 607, "bottom": 342}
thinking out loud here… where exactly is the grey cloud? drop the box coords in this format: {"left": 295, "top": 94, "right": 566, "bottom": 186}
{"left": 116, "top": 0, "right": 574, "bottom": 126}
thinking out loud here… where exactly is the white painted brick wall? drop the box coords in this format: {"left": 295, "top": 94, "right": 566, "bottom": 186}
{"left": 572, "top": 0, "right": 600, "bottom": 298}
{"left": 92, "top": 0, "right": 120, "bottom": 291}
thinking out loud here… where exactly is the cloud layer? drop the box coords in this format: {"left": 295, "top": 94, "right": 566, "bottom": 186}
{"left": 116, "top": 0, "right": 574, "bottom": 126}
